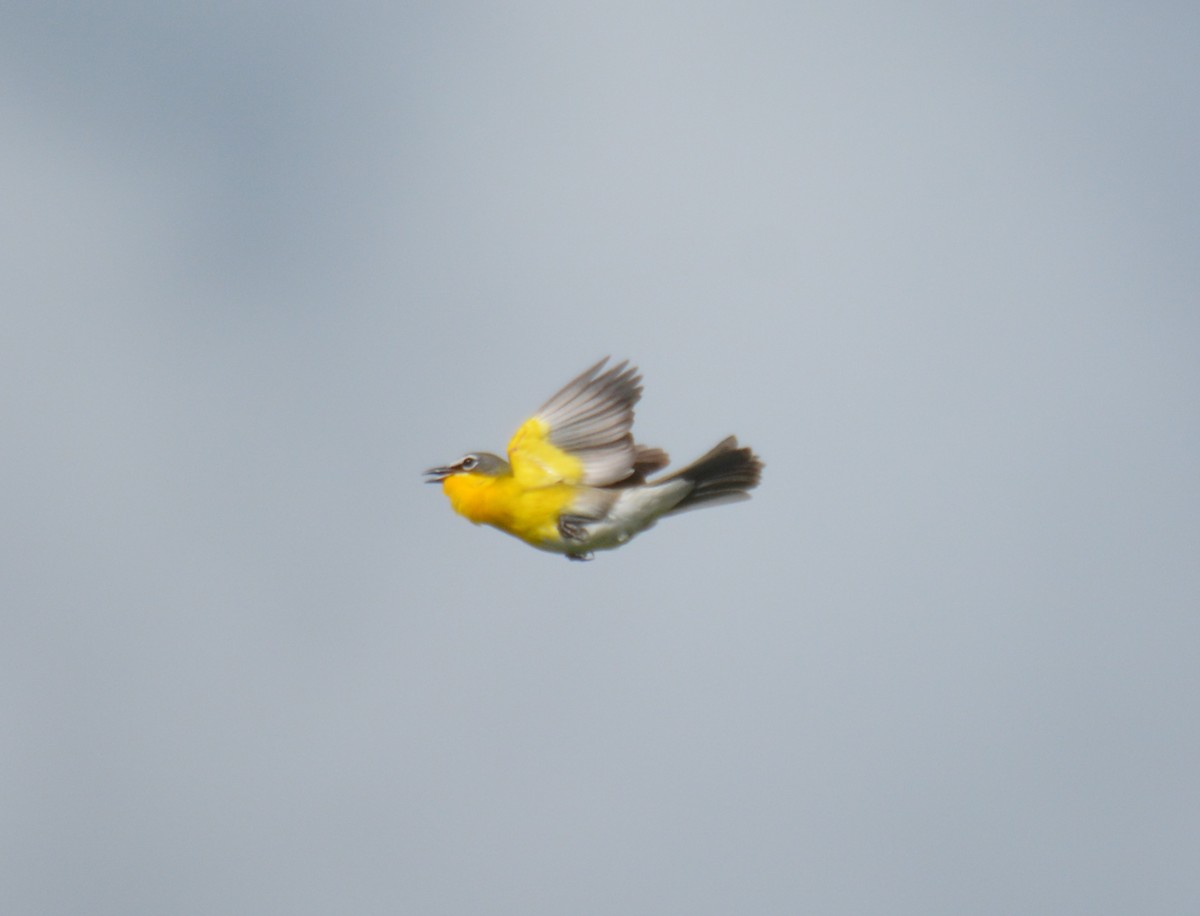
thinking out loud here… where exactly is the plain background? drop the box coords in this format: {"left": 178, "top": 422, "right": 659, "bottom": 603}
{"left": 3, "top": 4, "right": 1198, "bottom": 914}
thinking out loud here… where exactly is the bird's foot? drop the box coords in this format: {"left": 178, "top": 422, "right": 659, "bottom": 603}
{"left": 557, "top": 515, "right": 592, "bottom": 542}
{"left": 559, "top": 515, "right": 595, "bottom": 560}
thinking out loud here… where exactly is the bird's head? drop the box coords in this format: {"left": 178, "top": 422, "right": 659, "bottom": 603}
{"left": 424, "top": 452, "right": 510, "bottom": 483}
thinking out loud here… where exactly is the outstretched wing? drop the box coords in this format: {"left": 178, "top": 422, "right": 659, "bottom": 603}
{"left": 507, "top": 358, "right": 643, "bottom": 488}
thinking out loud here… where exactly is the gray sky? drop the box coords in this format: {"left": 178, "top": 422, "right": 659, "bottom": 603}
{"left": 3, "top": 3, "right": 1198, "bottom": 914}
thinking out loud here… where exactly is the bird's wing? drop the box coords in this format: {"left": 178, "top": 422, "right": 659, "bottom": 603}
{"left": 507, "top": 358, "right": 643, "bottom": 488}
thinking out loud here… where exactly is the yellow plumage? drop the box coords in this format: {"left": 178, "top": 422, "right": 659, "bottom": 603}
{"left": 426, "top": 359, "right": 762, "bottom": 560}
{"left": 506, "top": 417, "right": 585, "bottom": 487}
{"left": 441, "top": 472, "right": 576, "bottom": 546}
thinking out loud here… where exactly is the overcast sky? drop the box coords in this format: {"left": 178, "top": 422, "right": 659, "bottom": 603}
{"left": 3, "top": 3, "right": 1198, "bottom": 914}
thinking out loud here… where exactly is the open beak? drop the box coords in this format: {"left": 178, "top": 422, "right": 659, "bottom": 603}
{"left": 424, "top": 466, "right": 454, "bottom": 483}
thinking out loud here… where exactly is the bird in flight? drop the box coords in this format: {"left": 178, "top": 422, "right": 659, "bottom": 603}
{"left": 425, "top": 358, "right": 763, "bottom": 560}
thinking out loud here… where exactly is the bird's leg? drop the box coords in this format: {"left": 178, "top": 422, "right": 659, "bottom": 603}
{"left": 557, "top": 515, "right": 592, "bottom": 542}
{"left": 558, "top": 514, "right": 595, "bottom": 561}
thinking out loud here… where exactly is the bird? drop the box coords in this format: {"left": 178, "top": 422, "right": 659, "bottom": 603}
{"left": 425, "top": 358, "right": 763, "bottom": 561}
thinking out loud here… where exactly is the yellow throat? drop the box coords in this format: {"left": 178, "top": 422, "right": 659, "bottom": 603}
{"left": 441, "top": 472, "right": 574, "bottom": 546}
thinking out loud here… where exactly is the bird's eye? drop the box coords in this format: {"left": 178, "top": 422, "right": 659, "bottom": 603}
{"left": 461, "top": 456, "right": 478, "bottom": 470}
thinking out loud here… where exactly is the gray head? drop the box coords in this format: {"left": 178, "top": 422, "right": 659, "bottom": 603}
{"left": 424, "top": 452, "right": 510, "bottom": 483}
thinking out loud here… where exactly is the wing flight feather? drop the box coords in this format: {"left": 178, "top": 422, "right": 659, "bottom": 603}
{"left": 507, "top": 358, "right": 645, "bottom": 487}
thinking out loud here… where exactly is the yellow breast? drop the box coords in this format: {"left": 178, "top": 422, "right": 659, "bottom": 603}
{"left": 441, "top": 473, "right": 576, "bottom": 546}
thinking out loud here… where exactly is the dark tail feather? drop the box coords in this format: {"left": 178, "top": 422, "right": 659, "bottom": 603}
{"left": 660, "top": 436, "right": 763, "bottom": 515}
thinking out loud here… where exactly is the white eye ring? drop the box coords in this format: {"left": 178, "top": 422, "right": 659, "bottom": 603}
{"left": 461, "top": 456, "right": 478, "bottom": 470}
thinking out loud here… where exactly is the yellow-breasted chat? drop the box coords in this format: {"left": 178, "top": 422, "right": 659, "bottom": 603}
{"left": 425, "top": 358, "right": 763, "bottom": 561}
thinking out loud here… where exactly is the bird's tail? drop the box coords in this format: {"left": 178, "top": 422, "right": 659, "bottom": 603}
{"left": 659, "top": 436, "right": 763, "bottom": 515}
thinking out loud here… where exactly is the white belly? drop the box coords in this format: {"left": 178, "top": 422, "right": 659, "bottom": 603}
{"left": 562, "top": 480, "right": 692, "bottom": 554}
